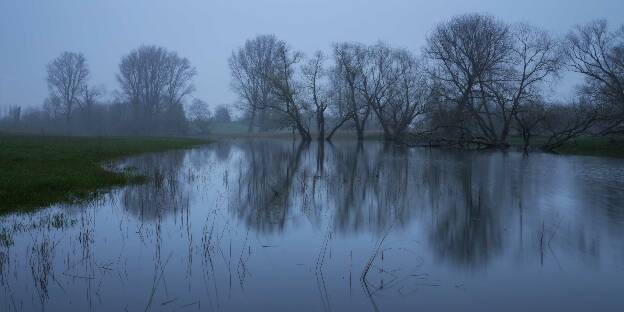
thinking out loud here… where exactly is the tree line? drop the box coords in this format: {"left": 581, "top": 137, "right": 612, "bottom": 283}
{"left": 1, "top": 46, "right": 215, "bottom": 136}
{"left": 2, "top": 13, "right": 622, "bottom": 151}
{"left": 229, "top": 14, "right": 624, "bottom": 150}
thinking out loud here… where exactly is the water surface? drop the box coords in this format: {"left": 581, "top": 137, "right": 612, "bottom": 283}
{"left": 1, "top": 140, "right": 624, "bottom": 311}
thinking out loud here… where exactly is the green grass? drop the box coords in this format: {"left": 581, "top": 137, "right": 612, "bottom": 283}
{"left": 508, "top": 136, "right": 624, "bottom": 158}
{"left": 0, "top": 134, "right": 207, "bottom": 213}
{"left": 553, "top": 136, "right": 624, "bottom": 158}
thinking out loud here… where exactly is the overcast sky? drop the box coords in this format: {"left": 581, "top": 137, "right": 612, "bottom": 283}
{"left": 1, "top": 0, "right": 624, "bottom": 112}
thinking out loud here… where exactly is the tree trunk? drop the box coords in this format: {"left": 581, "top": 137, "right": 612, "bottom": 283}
{"left": 356, "top": 127, "right": 364, "bottom": 140}
{"left": 317, "top": 110, "right": 325, "bottom": 140}
{"left": 259, "top": 109, "right": 267, "bottom": 132}
{"left": 326, "top": 116, "right": 350, "bottom": 141}
{"left": 294, "top": 121, "right": 311, "bottom": 141}
{"left": 65, "top": 112, "right": 72, "bottom": 135}
{"left": 522, "top": 131, "right": 531, "bottom": 153}
{"left": 247, "top": 108, "right": 256, "bottom": 133}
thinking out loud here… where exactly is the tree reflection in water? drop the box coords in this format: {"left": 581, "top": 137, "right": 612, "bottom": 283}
{"left": 2, "top": 140, "right": 624, "bottom": 311}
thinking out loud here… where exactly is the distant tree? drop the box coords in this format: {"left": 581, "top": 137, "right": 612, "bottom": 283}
{"left": 77, "top": 84, "right": 105, "bottom": 135}
{"left": 188, "top": 98, "right": 211, "bottom": 122}
{"left": 43, "top": 95, "right": 62, "bottom": 120}
{"left": 46, "top": 52, "right": 89, "bottom": 132}
{"left": 213, "top": 105, "right": 232, "bottom": 123}
{"left": 8, "top": 106, "right": 21, "bottom": 124}
{"left": 117, "top": 45, "right": 196, "bottom": 134}
{"left": 79, "top": 84, "right": 104, "bottom": 110}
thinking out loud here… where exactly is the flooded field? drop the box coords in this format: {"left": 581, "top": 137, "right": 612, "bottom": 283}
{"left": 1, "top": 140, "right": 624, "bottom": 311}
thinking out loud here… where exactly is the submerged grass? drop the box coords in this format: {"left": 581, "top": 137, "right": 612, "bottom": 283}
{"left": 0, "top": 134, "right": 207, "bottom": 213}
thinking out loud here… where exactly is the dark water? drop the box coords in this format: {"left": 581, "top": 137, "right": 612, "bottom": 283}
{"left": 1, "top": 140, "right": 624, "bottom": 312}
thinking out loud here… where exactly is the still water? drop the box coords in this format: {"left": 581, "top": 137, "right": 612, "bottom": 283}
{"left": 1, "top": 140, "right": 624, "bottom": 311}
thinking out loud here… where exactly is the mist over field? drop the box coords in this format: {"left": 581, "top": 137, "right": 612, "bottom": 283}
{"left": 1, "top": 1, "right": 624, "bottom": 312}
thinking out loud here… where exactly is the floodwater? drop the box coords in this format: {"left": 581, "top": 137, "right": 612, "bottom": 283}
{"left": 1, "top": 140, "right": 624, "bottom": 312}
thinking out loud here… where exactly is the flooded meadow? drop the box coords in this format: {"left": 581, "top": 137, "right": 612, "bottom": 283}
{"left": 1, "top": 140, "right": 624, "bottom": 311}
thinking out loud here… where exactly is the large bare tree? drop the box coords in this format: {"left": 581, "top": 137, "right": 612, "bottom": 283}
{"left": 333, "top": 42, "right": 369, "bottom": 140}
{"left": 360, "top": 44, "right": 430, "bottom": 140}
{"left": 425, "top": 14, "right": 560, "bottom": 148}
{"left": 46, "top": 52, "right": 89, "bottom": 131}
{"left": 565, "top": 20, "right": 624, "bottom": 135}
{"left": 263, "top": 41, "right": 312, "bottom": 140}
{"left": 425, "top": 14, "right": 511, "bottom": 147}
{"left": 229, "top": 35, "right": 280, "bottom": 132}
{"left": 358, "top": 42, "right": 397, "bottom": 139}
{"left": 324, "top": 68, "right": 356, "bottom": 141}
{"left": 384, "top": 50, "right": 431, "bottom": 140}
{"left": 483, "top": 24, "right": 561, "bottom": 146}
{"left": 302, "top": 51, "right": 330, "bottom": 139}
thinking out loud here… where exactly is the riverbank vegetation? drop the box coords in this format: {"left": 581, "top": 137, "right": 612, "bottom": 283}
{"left": 1, "top": 13, "right": 622, "bottom": 155}
{"left": 0, "top": 135, "right": 206, "bottom": 213}
{"left": 227, "top": 15, "right": 623, "bottom": 153}
{"left": 535, "top": 136, "right": 624, "bottom": 158}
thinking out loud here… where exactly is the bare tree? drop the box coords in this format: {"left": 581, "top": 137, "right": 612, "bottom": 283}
{"left": 325, "top": 68, "right": 355, "bottom": 141}
{"left": 333, "top": 42, "right": 369, "bottom": 140}
{"left": 513, "top": 99, "right": 546, "bottom": 152}
{"left": 8, "top": 106, "right": 21, "bottom": 125}
{"left": 188, "top": 98, "right": 211, "bottom": 134}
{"left": 302, "top": 51, "right": 330, "bottom": 139}
{"left": 213, "top": 105, "right": 232, "bottom": 123}
{"left": 43, "top": 95, "right": 62, "bottom": 121}
{"left": 46, "top": 52, "right": 89, "bottom": 132}
{"left": 117, "top": 45, "right": 196, "bottom": 134}
{"left": 361, "top": 44, "right": 430, "bottom": 141}
{"left": 263, "top": 41, "right": 312, "bottom": 140}
{"left": 188, "top": 98, "right": 211, "bottom": 122}
{"left": 483, "top": 23, "right": 561, "bottom": 146}
{"left": 77, "top": 84, "right": 105, "bottom": 134}
{"left": 229, "top": 35, "right": 280, "bottom": 132}
{"left": 425, "top": 14, "right": 560, "bottom": 148}
{"left": 540, "top": 101, "right": 598, "bottom": 151}
{"left": 118, "top": 46, "right": 168, "bottom": 123}
{"left": 425, "top": 14, "right": 512, "bottom": 147}
{"left": 358, "top": 42, "right": 398, "bottom": 140}
{"left": 565, "top": 20, "right": 624, "bottom": 135}
{"left": 163, "top": 55, "right": 196, "bottom": 110}
{"left": 79, "top": 84, "right": 104, "bottom": 110}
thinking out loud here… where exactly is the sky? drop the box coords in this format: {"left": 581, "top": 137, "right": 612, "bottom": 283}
{"left": 1, "top": 0, "right": 624, "bottom": 113}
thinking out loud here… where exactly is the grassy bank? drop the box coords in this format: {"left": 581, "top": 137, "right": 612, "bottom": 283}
{"left": 506, "top": 136, "right": 624, "bottom": 158}
{"left": 552, "top": 136, "right": 624, "bottom": 158}
{"left": 0, "top": 135, "right": 207, "bottom": 213}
